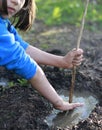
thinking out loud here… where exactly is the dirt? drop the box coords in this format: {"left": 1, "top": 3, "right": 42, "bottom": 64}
{"left": 0, "top": 20, "right": 102, "bottom": 130}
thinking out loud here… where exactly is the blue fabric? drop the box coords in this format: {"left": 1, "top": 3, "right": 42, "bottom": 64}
{"left": 0, "top": 17, "right": 38, "bottom": 79}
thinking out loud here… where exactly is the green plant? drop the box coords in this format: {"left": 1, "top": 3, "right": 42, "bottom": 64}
{"left": 8, "top": 81, "right": 15, "bottom": 88}
{"left": 17, "top": 78, "right": 28, "bottom": 87}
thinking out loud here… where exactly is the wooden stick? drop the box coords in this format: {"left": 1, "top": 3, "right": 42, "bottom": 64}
{"left": 69, "top": 0, "right": 89, "bottom": 103}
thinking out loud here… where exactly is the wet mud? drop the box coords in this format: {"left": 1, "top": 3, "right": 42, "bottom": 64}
{"left": 0, "top": 21, "right": 102, "bottom": 130}
{"left": 46, "top": 90, "right": 99, "bottom": 128}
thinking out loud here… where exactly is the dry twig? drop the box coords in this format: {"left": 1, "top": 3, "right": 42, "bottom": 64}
{"left": 69, "top": 0, "right": 89, "bottom": 103}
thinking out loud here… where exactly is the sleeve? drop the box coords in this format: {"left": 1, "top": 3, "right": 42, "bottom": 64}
{"left": 0, "top": 23, "right": 38, "bottom": 80}
{"left": 9, "top": 24, "right": 29, "bottom": 50}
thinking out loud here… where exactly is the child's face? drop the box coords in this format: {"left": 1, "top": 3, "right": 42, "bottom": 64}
{"left": 2, "top": 0, "right": 25, "bottom": 18}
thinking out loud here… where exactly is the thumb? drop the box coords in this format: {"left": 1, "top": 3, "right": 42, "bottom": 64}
{"left": 72, "top": 48, "right": 83, "bottom": 56}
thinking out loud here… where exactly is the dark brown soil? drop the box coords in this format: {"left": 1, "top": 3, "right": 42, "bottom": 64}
{"left": 0, "top": 20, "right": 102, "bottom": 130}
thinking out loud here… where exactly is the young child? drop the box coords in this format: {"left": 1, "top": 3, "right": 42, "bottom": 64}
{"left": 0, "top": 0, "right": 84, "bottom": 111}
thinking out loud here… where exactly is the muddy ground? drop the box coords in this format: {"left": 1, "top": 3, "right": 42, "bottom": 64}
{"left": 0, "top": 20, "right": 102, "bottom": 130}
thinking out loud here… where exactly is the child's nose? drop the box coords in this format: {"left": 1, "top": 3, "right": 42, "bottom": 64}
{"left": 11, "top": 0, "right": 20, "bottom": 5}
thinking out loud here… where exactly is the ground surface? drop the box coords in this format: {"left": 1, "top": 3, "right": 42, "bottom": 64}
{"left": 0, "top": 20, "right": 102, "bottom": 130}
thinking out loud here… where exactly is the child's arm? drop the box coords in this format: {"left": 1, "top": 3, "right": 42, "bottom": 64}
{"left": 29, "top": 66, "right": 83, "bottom": 111}
{"left": 11, "top": 25, "right": 83, "bottom": 68}
{"left": 26, "top": 45, "right": 83, "bottom": 69}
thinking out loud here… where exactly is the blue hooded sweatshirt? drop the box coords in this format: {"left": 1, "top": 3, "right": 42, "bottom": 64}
{"left": 0, "top": 16, "right": 37, "bottom": 79}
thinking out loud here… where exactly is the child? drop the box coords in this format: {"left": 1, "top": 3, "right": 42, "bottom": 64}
{"left": 0, "top": 0, "right": 84, "bottom": 111}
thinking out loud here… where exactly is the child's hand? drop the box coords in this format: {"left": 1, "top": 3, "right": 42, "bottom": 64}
{"left": 63, "top": 48, "right": 84, "bottom": 68}
{"left": 53, "top": 98, "right": 84, "bottom": 111}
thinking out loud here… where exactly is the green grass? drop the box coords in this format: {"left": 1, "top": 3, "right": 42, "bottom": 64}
{"left": 35, "top": 0, "right": 102, "bottom": 30}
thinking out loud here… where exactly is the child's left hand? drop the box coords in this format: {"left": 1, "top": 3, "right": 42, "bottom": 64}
{"left": 53, "top": 99, "right": 84, "bottom": 111}
{"left": 63, "top": 48, "right": 84, "bottom": 68}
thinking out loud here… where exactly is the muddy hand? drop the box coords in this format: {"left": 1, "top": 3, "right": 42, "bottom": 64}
{"left": 53, "top": 98, "right": 84, "bottom": 111}
{"left": 63, "top": 48, "right": 84, "bottom": 68}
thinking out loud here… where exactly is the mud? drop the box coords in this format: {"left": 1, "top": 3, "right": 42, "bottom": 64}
{"left": 0, "top": 20, "right": 102, "bottom": 130}
{"left": 46, "top": 90, "right": 99, "bottom": 128}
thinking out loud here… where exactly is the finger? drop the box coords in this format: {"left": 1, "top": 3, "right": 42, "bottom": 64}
{"left": 69, "top": 103, "right": 84, "bottom": 110}
{"left": 77, "top": 49, "right": 84, "bottom": 54}
{"left": 75, "top": 49, "right": 84, "bottom": 57}
{"left": 73, "top": 62, "right": 81, "bottom": 66}
{"left": 74, "top": 55, "right": 83, "bottom": 61}
{"left": 72, "top": 59, "right": 84, "bottom": 66}
{"left": 73, "top": 58, "right": 84, "bottom": 63}
{"left": 73, "top": 56, "right": 84, "bottom": 63}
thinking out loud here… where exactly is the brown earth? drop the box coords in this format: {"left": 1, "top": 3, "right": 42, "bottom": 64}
{"left": 0, "top": 20, "right": 102, "bottom": 130}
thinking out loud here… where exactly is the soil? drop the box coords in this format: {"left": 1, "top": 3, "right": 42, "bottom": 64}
{"left": 0, "top": 20, "right": 102, "bottom": 130}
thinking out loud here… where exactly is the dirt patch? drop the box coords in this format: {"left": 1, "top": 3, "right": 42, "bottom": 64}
{"left": 0, "top": 20, "right": 102, "bottom": 130}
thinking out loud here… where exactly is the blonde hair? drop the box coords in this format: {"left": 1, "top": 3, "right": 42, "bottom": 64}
{"left": 14, "top": 0, "right": 36, "bottom": 31}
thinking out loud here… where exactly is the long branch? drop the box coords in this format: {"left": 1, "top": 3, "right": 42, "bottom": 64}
{"left": 69, "top": 0, "right": 89, "bottom": 103}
